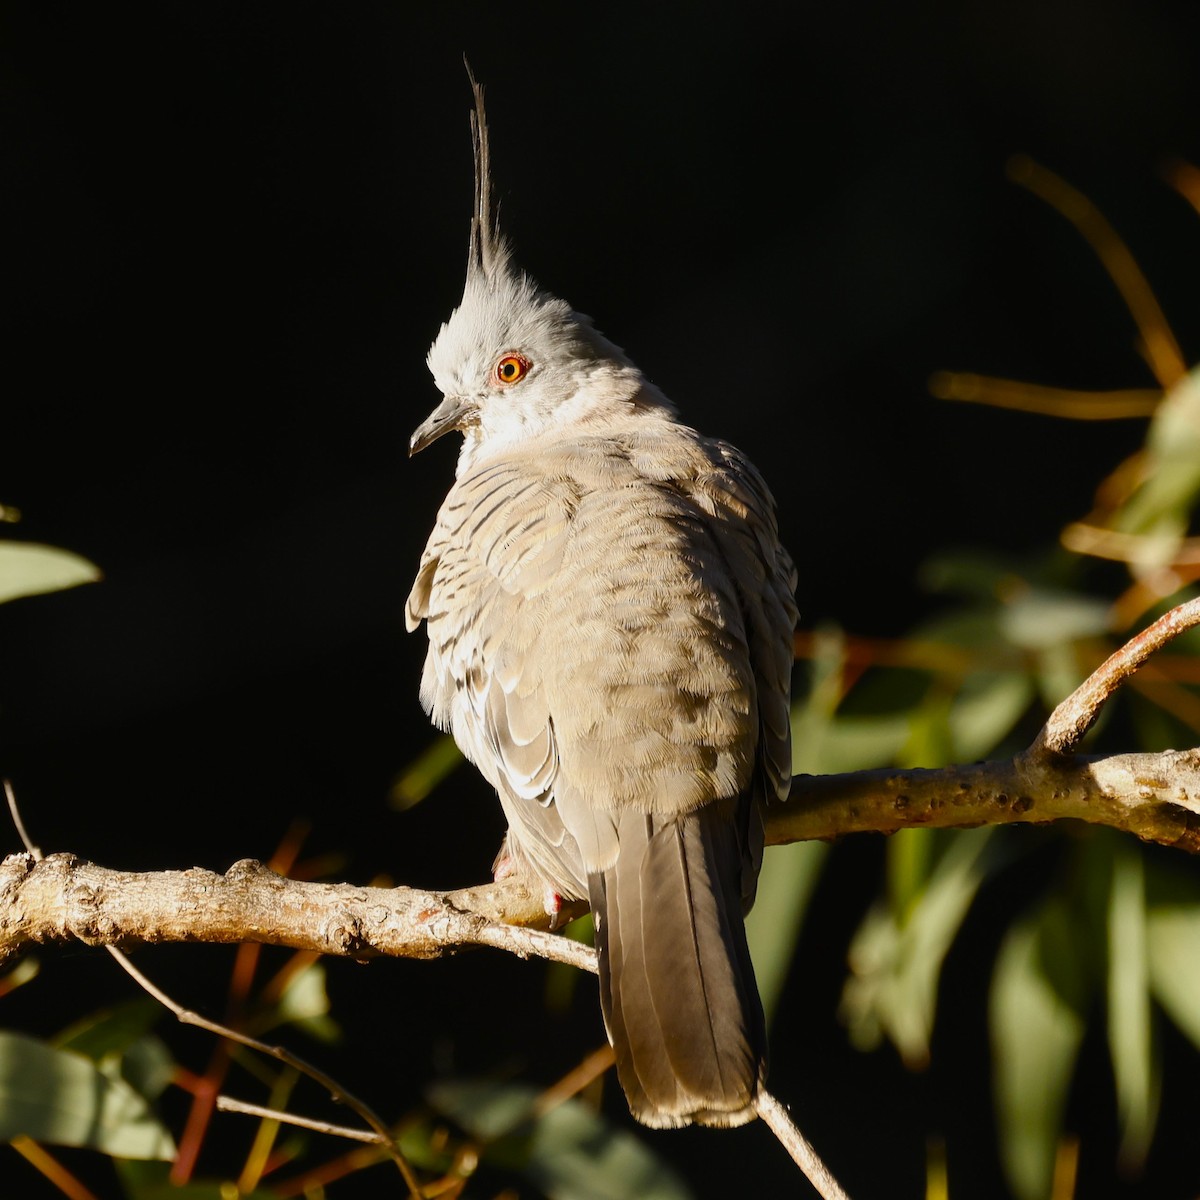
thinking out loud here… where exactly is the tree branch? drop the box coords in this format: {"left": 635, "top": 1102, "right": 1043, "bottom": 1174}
{"left": 1, "top": 743, "right": 1198, "bottom": 969}
{"left": 4, "top": 600, "right": 1199, "bottom": 969}
{"left": 0, "top": 852, "right": 595, "bottom": 970}
{"left": 1030, "top": 596, "right": 1200, "bottom": 756}
{"left": 776, "top": 749, "right": 1200, "bottom": 851}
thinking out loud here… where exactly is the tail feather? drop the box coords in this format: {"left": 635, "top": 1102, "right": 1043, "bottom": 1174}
{"left": 591, "top": 799, "right": 766, "bottom": 1128}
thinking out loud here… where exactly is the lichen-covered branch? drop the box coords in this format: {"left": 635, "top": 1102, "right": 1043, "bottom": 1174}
{"left": 769, "top": 595, "right": 1200, "bottom": 852}
{"left": 0, "top": 853, "right": 595, "bottom": 972}
{"left": 773, "top": 749, "right": 1200, "bottom": 851}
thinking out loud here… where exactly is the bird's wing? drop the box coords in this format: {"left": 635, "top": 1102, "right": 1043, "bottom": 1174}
{"left": 406, "top": 457, "right": 597, "bottom": 895}
{"left": 696, "top": 437, "right": 798, "bottom": 807}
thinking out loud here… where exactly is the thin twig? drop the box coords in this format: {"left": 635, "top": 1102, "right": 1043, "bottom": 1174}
{"left": 1029, "top": 597, "right": 1200, "bottom": 757}
{"left": 1061, "top": 523, "right": 1200, "bottom": 567}
{"left": 4, "top": 779, "right": 39, "bottom": 859}
{"left": 1006, "top": 155, "right": 1187, "bottom": 388}
{"left": 105, "top": 947, "right": 423, "bottom": 1198}
{"left": 754, "top": 1089, "right": 852, "bottom": 1200}
{"left": 10, "top": 1136, "right": 101, "bottom": 1200}
{"left": 216, "top": 1095, "right": 383, "bottom": 1144}
{"left": 531, "top": 1044, "right": 615, "bottom": 1118}
{"left": 929, "top": 372, "right": 1161, "bottom": 420}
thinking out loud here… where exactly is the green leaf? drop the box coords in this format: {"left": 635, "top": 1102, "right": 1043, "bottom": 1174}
{"left": 919, "top": 549, "right": 1019, "bottom": 599}
{"left": 429, "top": 1078, "right": 694, "bottom": 1200}
{"left": 390, "top": 735, "right": 463, "bottom": 808}
{"left": 55, "top": 999, "right": 162, "bottom": 1061}
{"left": 990, "top": 899, "right": 1087, "bottom": 1200}
{"left": 545, "top": 914, "right": 594, "bottom": 1015}
{"left": 106, "top": 1037, "right": 175, "bottom": 1105}
{"left": 1116, "top": 368, "right": 1200, "bottom": 542}
{"left": 1107, "top": 844, "right": 1159, "bottom": 1170}
{"left": 1147, "top": 868, "right": 1200, "bottom": 1051}
{"left": 998, "top": 588, "right": 1111, "bottom": 651}
{"left": 53, "top": 1000, "right": 176, "bottom": 1110}
{"left": 900, "top": 689, "right": 954, "bottom": 770}
{"left": 0, "top": 1030, "right": 175, "bottom": 1159}
{"left": 0, "top": 541, "right": 101, "bottom": 604}
{"left": 265, "top": 961, "right": 339, "bottom": 1043}
{"left": 913, "top": 606, "right": 1009, "bottom": 654}
{"left": 791, "top": 625, "right": 916, "bottom": 773}
{"left": 800, "top": 712, "right": 914, "bottom": 774}
{"left": 841, "top": 828, "right": 994, "bottom": 1068}
{"left": 54, "top": 1000, "right": 175, "bottom": 1104}
{"left": 0, "top": 960, "right": 39, "bottom": 995}
{"left": 1033, "top": 641, "right": 1089, "bottom": 716}
{"left": 945, "top": 671, "right": 1034, "bottom": 762}
{"left": 886, "top": 828, "right": 935, "bottom": 917}
{"left": 747, "top": 839, "right": 829, "bottom": 1023}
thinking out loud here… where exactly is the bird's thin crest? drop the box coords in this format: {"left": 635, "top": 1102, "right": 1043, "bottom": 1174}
{"left": 464, "top": 61, "right": 510, "bottom": 288}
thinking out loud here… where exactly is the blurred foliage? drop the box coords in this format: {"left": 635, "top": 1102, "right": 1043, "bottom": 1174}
{"left": 428, "top": 1078, "right": 693, "bottom": 1200}
{"left": 0, "top": 539, "right": 100, "bottom": 605}
{"left": 765, "top": 168, "right": 1200, "bottom": 1200}
{"left": 0, "top": 1029, "right": 176, "bottom": 1160}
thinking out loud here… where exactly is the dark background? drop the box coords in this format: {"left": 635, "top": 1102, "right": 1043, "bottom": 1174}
{"left": 4, "top": 3, "right": 1200, "bottom": 1197}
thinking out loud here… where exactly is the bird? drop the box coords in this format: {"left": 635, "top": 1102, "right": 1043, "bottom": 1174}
{"left": 405, "top": 75, "right": 797, "bottom": 1130}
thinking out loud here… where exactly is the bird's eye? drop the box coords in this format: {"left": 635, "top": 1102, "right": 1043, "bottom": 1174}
{"left": 493, "top": 353, "right": 530, "bottom": 386}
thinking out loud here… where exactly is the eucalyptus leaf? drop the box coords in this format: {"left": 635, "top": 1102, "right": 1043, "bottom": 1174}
{"left": 1147, "top": 888, "right": 1200, "bottom": 1050}
{"left": 1107, "top": 845, "right": 1159, "bottom": 1170}
{"left": 919, "top": 550, "right": 1019, "bottom": 599}
{"left": 1034, "top": 641, "right": 1089, "bottom": 716}
{"left": 0, "top": 1030, "right": 175, "bottom": 1159}
{"left": 1116, "top": 369, "right": 1200, "bottom": 539}
{"left": 105, "top": 1037, "right": 175, "bottom": 1104}
{"left": 55, "top": 999, "right": 163, "bottom": 1061}
{"left": 794, "top": 710, "right": 913, "bottom": 775}
{"left": 990, "top": 900, "right": 1087, "bottom": 1200}
{"left": 266, "top": 961, "right": 339, "bottom": 1042}
{"left": 998, "top": 588, "right": 1110, "bottom": 651}
{"left": 841, "top": 828, "right": 994, "bottom": 1068}
{"left": 791, "top": 625, "right": 914, "bottom": 773}
{"left": 429, "top": 1078, "right": 693, "bottom": 1200}
{"left": 0, "top": 541, "right": 101, "bottom": 604}
{"left": 900, "top": 691, "right": 953, "bottom": 771}
{"left": 913, "top": 606, "right": 1009, "bottom": 654}
{"left": 946, "top": 671, "right": 1034, "bottom": 762}
{"left": 54, "top": 1000, "right": 175, "bottom": 1104}
{"left": 747, "top": 839, "right": 829, "bottom": 1023}
{"left": 390, "top": 735, "right": 463, "bottom": 808}
{"left": 886, "top": 827, "right": 935, "bottom": 917}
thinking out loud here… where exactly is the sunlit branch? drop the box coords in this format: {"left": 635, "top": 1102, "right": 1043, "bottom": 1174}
{"left": 929, "top": 371, "right": 1161, "bottom": 420}
{"left": 1006, "top": 155, "right": 1187, "bottom": 389}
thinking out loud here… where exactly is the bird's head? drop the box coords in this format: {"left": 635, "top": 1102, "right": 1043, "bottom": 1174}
{"left": 411, "top": 74, "right": 672, "bottom": 473}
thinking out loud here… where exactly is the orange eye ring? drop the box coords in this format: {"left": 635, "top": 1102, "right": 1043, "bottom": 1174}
{"left": 493, "top": 353, "right": 530, "bottom": 386}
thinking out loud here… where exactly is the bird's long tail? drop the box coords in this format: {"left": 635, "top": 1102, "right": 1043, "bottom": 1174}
{"left": 589, "top": 800, "right": 766, "bottom": 1128}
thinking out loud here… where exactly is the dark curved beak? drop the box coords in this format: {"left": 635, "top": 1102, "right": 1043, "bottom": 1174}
{"left": 409, "top": 394, "right": 473, "bottom": 457}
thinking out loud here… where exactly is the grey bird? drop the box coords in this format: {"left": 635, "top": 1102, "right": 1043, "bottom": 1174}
{"left": 406, "top": 79, "right": 797, "bottom": 1129}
